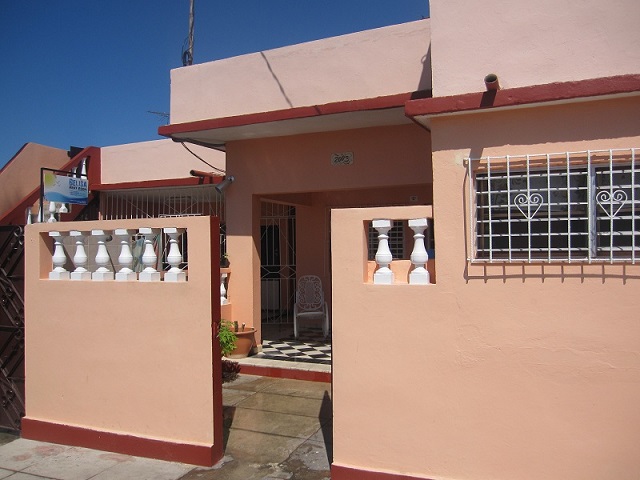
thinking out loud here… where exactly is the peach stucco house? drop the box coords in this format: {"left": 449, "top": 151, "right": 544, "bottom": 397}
{"left": 2, "top": 0, "right": 639, "bottom": 478}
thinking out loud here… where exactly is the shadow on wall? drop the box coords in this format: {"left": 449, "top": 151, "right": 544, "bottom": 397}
{"left": 260, "top": 51, "right": 294, "bottom": 108}
{"left": 415, "top": 44, "right": 432, "bottom": 96}
{"left": 320, "top": 390, "right": 333, "bottom": 464}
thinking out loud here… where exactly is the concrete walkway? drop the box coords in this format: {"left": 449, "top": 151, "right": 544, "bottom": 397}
{"left": 0, "top": 375, "right": 332, "bottom": 480}
{"left": 0, "top": 438, "right": 194, "bottom": 480}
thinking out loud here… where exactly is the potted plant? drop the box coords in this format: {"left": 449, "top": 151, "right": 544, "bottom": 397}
{"left": 219, "top": 320, "right": 255, "bottom": 359}
{"left": 219, "top": 320, "right": 237, "bottom": 357}
{"left": 218, "top": 320, "right": 242, "bottom": 382}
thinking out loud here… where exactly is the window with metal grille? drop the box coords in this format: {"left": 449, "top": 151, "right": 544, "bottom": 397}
{"left": 469, "top": 149, "right": 640, "bottom": 263}
{"left": 367, "top": 220, "right": 405, "bottom": 260}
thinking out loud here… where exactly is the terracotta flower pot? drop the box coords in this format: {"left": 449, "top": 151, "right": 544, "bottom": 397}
{"left": 226, "top": 328, "right": 256, "bottom": 359}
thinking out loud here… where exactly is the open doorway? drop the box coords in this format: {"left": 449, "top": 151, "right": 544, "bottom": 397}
{"left": 258, "top": 201, "right": 332, "bottom": 365}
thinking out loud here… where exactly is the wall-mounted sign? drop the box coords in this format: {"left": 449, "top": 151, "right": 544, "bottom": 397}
{"left": 43, "top": 172, "right": 88, "bottom": 205}
{"left": 331, "top": 152, "right": 354, "bottom": 166}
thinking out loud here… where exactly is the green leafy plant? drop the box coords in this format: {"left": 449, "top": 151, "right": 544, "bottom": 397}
{"left": 218, "top": 319, "right": 237, "bottom": 358}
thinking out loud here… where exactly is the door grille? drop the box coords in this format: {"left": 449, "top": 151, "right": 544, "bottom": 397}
{"left": 0, "top": 226, "right": 26, "bottom": 432}
{"left": 260, "top": 202, "right": 296, "bottom": 324}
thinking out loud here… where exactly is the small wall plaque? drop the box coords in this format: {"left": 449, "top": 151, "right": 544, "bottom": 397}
{"left": 331, "top": 152, "right": 354, "bottom": 166}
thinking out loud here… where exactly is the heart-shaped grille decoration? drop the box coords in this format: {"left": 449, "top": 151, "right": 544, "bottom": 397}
{"left": 596, "top": 189, "right": 627, "bottom": 219}
{"left": 513, "top": 193, "right": 544, "bottom": 219}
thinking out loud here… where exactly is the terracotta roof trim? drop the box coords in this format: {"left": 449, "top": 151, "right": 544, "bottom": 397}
{"left": 405, "top": 74, "right": 640, "bottom": 118}
{"left": 158, "top": 91, "right": 431, "bottom": 137}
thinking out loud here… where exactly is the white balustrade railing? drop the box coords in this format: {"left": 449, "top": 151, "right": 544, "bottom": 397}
{"left": 220, "top": 272, "right": 229, "bottom": 305}
{"left": 372, "top": 217, "right": 432, "bottom": 285}
{"left": 48, "top": 201, "right": 58, "bottom": 223}
{"left": 372, "top": 219, "right": 394, "bottom": 285}
{"left": 49, "top": 231, "right": 70, "bottom": 280}
{"left": 115, "top": 229, "right": 137, "bottom": 281}
{"left": 164, "top": 228, "right": 187, "bottom": 282}
{"left": 138, "top": 228, "right": 161, "bottom": 282}
{"left": 408, "top": 218, "right": 430, "bottom": 285}
{"left": 92, "top": 230, "right": 114, "bottom": 281}
{"left": 70, "top": 230, "right": 91, "bottom": 280}
{"left": 48, "top": 227, "right": 194, "bottom": 282}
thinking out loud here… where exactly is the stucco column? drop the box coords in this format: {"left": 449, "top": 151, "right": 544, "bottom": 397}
{"left": 225, "top": 188, "right": 262, "bottom": 345}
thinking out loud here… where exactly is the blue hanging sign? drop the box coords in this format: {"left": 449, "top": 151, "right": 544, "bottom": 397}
{"left": 43, "top": 172, "right": 88, "bottom": 205}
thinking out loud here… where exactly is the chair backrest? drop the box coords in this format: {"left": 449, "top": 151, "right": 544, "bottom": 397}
{"left": 296, "top": 275, "right": 324, "bottom": 312}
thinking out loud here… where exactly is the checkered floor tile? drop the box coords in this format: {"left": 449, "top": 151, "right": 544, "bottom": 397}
{"left": 257, "top": 328, "right": 331, "bottom": 365}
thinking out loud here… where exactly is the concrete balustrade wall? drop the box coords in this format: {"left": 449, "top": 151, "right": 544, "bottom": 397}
{"left": 331, "top": 99, "right": 640, "bottom": 480}
{"left": 23, "top": 215, "right": 223, "bottom": 466}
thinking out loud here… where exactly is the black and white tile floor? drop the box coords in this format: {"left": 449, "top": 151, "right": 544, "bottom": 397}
{"left": 257, "top": 327, "right": 332, "bottom": 365}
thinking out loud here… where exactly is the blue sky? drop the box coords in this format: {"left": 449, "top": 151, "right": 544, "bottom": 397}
{"left": 0, "top": 1, "right": 428, "bottom": 168}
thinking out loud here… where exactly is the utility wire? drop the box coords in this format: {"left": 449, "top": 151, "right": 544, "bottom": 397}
{"left": 180, "top": 142, "right": 226, "bottom": 174}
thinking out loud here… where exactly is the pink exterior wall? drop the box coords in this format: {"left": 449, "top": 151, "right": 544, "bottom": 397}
{"left": 430, "top": 0, "right": 640, "bottom": 97}
{"left": 224, "top": 124, "right": 431, "bottom": 341}
{"left": 331, "top": 98, "right": 640, "bottom": 479}
{"left": 24, "top": 216, "right": 222, "bottom": 463}
{"left": 0, "top": 143, "right": 68, "bottom": 219}
{"left": 169, "top": 20, "right": 430, "bottom": 124}
{"left": 100, "top": 139, "right": 225, "bottom": 184}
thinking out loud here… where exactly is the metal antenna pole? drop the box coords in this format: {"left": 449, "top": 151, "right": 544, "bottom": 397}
{"left": 187, "top": 0, "right": 195, "bottom": 65}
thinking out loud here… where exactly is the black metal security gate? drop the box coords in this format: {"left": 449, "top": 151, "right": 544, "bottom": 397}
{"left": 0, "top": 226, "right": 25, "bottom": 432}
{"left": 260, "top": 202, "right": 296, "bottom": 324}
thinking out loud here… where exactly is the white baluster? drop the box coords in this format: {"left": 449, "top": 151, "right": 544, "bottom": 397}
{"left": 48, "top": 231, "right": 70, "bottom": 280}
{"left": 220, "top": 272, "right": 228, "bottom": 305}
{"left": 372, "top": 219, "right": 394, "bottom": 285}
{"left": 37, "top": 205, "right": 43, "bottom": 223}
{"left": 91, "top": 229, "right": 114, "bottom": 281}
{"left": 47, "top": 202, "right": 57, "bottom": 223}
{"left": 138, "top": 228, "right": 161, "bottom": 282}
{"left": 115, "top": 229, "right": 137, "bottom": 281}
{"left": 164, "top": 228, "right": 187, "bottom": 282}
{"left": 58, "top": 203, "right": 69, "bottom": 214}
{"left": 70, "top": 231, "right": 91, "bottom": 280}
{"left": 408, "top": 218, "right": 430, "bottom": 285}
{"left": 26, "top": 207, "right": 33, "bottom": 225}
{"left": 79, "top": 158, "right": 88, "bottom": 178}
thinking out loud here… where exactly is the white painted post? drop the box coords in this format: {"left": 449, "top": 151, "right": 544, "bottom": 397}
{"left": 115, "top": 229, "right": 137, "bottom": 281}
{"left": 372, "top": 219, "right": 394, "bottom": 285}
{"left": 220, "top": 272, "right": 228, "bottom": 305}
{"left": 91, "top": 230, "right": 114, "bottom": 281}
{"left": 48, "top": 231, "right": 70, "bottom": 280}
{"left": 138, "top": 228, "right": 161, "bottom": 282}
{"left": 164, "top": 228, "right": 187, "bottom": 282}
{"left": 47, "top": 202, "right": 57, "bottom": 223}
{"left": 69, "top": 230, "right": 91, "bottom": 280}
{"left": 78, "top": 158, "right": 87, "bottom": 178}
{"left": 408, "top": 218, "right": 430, "bottom": 285}
{"left": 70, "top": 231, "right": 92, "bottom": 280}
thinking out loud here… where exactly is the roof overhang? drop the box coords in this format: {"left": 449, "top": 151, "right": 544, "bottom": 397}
{"left": 158, "top": 91, "right": 431, "bottom": 149}
{"left": 405, "top": 74, "right": 640, "bottom": 129}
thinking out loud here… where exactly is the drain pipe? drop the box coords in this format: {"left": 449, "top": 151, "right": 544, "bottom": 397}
{"left": 484, "top": 73, "right": 500, "bottom": 91}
